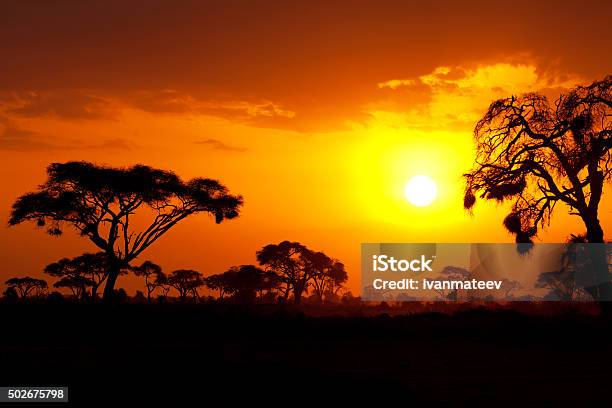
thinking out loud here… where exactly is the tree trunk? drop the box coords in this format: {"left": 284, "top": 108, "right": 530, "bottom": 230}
{"left": 585, "top": 216, "right": 604, "bottom": 243}
{"left": 293, "top": 282, "right": 304, "bottom": 304}
{"left": 102, "top": 260, "right": 122, "bottom": 303}
{"left": 582, "top": 216, "right": 612, "bottom": 306}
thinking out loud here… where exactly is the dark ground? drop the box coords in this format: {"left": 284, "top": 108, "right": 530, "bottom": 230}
{"left": 1, "top": 302, "right": 611, "bottom": 406}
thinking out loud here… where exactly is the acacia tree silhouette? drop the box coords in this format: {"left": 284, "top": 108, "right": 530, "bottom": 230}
{"left": 204, "top": 273, "right": 231, "bottom": 300}
{"left": 5, "top": 277, "right": 48, "bottom": 299}
{"left": 9, "top": 161, "right": 243, "bottom": 302}
{"left": 167, "top": 269, "right": 204, "bottom": 301}
{"left": 53, "top": 275, "right": 95, "bottom": 300}
{"left": 306, "top": 252, "right": 348, "bottom": 303}
{"left": 464, "top": 76, "right": 611, "bottom": 244}
{"left": 132, "top": 260, "right": 166, "bottom": 303}
{"left": 499, "top": 279, "right": 521, "bottom": 299}
{"left": 464, "top": 77, "right": 612, "bottom": 300}
{"left": 257, "top": 269, "right": 282, "bottom": 301}
{"left": 257, "top": 241, "right": 343, "bottom": 304}
{"left": 432, "top": 266, "right": 471, "bottom": 301}
{"left": 257, "top": 241, "right": 312, "bottom": 304}
{"left": 45, "top": 252, "right": 118, "bottom": 301}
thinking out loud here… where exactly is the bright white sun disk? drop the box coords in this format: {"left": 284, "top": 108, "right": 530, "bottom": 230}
{"left": 404, "top": 175, "right": 437, "bottom": 207}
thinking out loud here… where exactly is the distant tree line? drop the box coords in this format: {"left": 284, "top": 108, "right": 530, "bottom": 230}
{"left": 2, "top": 240, "right": 348, "bottom": 305}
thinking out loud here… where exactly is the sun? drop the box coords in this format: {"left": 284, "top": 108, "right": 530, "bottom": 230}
{"left": 404, "top": 175, "right": 437, "bottom": 207}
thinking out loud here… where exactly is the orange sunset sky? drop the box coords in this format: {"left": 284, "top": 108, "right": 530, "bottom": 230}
{"left": 1, "top": 0, "right": 611, "bottom": 295}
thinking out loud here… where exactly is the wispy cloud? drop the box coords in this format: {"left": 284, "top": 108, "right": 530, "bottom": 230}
{"left": 0, "top": 126, "right": 61, "bottom": 151}
{"left": 87, "top": 138, "right": 134, "bottom": 150}
{"left": 0, "top": 114, "right": 133, "bottom": 151}
{"left": 3, "top": 91, "right": 117, "bottom": 120}
{"left": 127, "top": 90, "right": 296, "bottom": 120}
{"left": 194, "top": 138, "right": 247, "bottom": 152}
{"left": 377, "top": 79, "right": 416, "bottom": 90}
{"left": 0, "top": 115, "right": 62, "bottom": 151}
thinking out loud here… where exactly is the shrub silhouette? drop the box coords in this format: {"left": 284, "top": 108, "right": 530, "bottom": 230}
{"left": 2, "top": 286, "right": 19, "bottom": 303}
{"left": 205, "top": 265, "right": 280, "bottom": 303}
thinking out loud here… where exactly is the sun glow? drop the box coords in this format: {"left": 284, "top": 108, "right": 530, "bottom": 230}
{"left": 404, "top": 175, "right": 437, "bottom": 207}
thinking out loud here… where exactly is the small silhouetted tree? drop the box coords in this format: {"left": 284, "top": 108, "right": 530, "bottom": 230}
{"left": 5, "top": 277, "right": 48, "bottom": 299}
{"left": 133, "top": 290, "right": 147, "bottom": 303}
{"left": 168, "top": 269, "right": 204, "bottom": 301}
{"left": 362, "top": 284, "right": 392, "bottom": 302}
{"left": 259, "top": 270, "right": 282, "bottom": 301}
{"left": 257, "top": 241, "right": 315, "bottom": 304}
{"left": 536, "top": 271, "right": 578, "bottom": 300}
{"left": 208, "top": 265, "right": 279, "bottom": 304}
{"left": 433, "top": 266, "right": 471, "bottom": 300}
{"left": 45, "top": 252, "right": 116, "bottom": 300}
{"left": 47, "top": 291, "right": 65, "bottom": 304}
{"left": 76, "top": 253, "right": 115, "bottom": 299}
{"left": 157, "top": 273, "right": 171, "bottom": 301}
{"left": 3, "top": 287, "right": 19, "bottom": 302}
{"left": 53, "top": 275, "right": 95, "bottom": 299}
{"left": 204, "top": 273, "right": 230, "bottom": 300}
{"left": 132, "top": 260, "right": 166, "bottom": 303}
{"left": 327, "top": 262, "right": 348, "bottom": 295}
{"left": 306, "top": 252, "right": 348, "bottom": 303}
{"left": 341, "top": 291, "right": 361, "bottom": 306}
{"left": 500, "top": 279, "right": 521, "bottom": 299}
{"left": 113, "top": 288, "right": 129, "bottom": 303}
{"left": 304, "top": 251, "right": 330, "bottom": 303}
{"left": 9, "top": 161, "right": 243, "bottom": 302}
{"left": 535, "top": 237, "right": 601, "bottom": 301}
